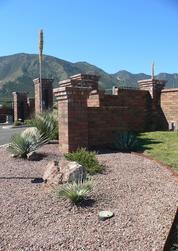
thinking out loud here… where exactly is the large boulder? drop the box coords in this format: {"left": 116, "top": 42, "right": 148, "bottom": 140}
{"left": 60, "top": 159, "right": 86, "bottom": 183}
{"left": 43, "top": 159, "right": 86, "bottom": 187}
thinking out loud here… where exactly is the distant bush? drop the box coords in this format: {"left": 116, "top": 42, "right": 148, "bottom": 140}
{"left": 65, "top": 148, "right": 103, "bottom": 175}
{"left": 113, "top": 131, "right": 138, "bottom": 151}
{"left": 56, "top": 180, "right": 92, "bottom": 205}
{"left": 14, "top": 120, "right": 23, "bottom": 126}
{"left": 26, "top": 111, "right": 58, "bottom": 141}
{"left": 8, "top": 129, "right": 48, "bottom": 158}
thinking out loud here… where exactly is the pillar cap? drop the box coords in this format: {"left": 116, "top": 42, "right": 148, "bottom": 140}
{"left": 138, "top": 79, "right": 167, "bottom": 84}
{"left": 53, "top": 85, "right": 91, "bottom": 101}
{"left": 58, "top": 73, "right": 100, "bottom": 90}
{"left": 33, "top": 78, "right": 54, "bottom": 84}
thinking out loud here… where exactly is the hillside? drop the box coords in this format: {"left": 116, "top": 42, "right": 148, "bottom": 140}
{"left": 0, "top": 53, "right": 177, "bottom": 100}
{"left": 113, "top": 70, "right": 178, "bottom": 88}
{"left": 0, "top": 53, "right": 118, "bottom": 99}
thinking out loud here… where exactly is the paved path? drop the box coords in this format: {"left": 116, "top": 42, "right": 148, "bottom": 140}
{"left": 0, "top": 126, "right": 26, "bottom": 145}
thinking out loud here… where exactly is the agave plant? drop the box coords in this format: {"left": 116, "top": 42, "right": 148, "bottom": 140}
{"left": 8, "top": 129, "right": 48, "bottom": 158}
{"left": 56, "top": 180, "right": 92, "bottom": 205}
{"left": 113, "top": 131, "right": 138, "bottom": 151}
{"left": 26, "top": 111, "right": 58, "bottom": 141}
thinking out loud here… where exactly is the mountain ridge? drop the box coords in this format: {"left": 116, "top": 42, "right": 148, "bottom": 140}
{"left": 0, "top": 53, "right": 177, "bottom": 99}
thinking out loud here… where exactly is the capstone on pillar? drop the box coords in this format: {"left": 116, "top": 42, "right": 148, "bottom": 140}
{"left": 138, "top": 79, "right": 166, "bottom": 105}
{"left": 138, "top": 78, "right": 168, "bottom": 130}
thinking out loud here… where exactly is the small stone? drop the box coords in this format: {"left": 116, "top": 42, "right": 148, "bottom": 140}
{"left": 98, "top": 211, "right": 114, "bottom": 221}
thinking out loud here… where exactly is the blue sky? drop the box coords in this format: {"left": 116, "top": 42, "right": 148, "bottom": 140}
{"left": 0, "top": 0, "right": 178, "bottom": 74}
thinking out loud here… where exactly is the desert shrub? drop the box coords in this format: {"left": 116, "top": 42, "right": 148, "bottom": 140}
{"left": 8, "top": 129, "right": 48, "bottom": 158}
{"left": 56, "top": 180, "right": 92, "bottom": 205}
{"left": 24, "top": 119, "right": 32, "bottom": 126}
{"left": 27, "top": 111, "right": 58, "bottom": 141}
{"left": 113, "top": 131, "right": 138, "bottom": 151}
{"left": 14, "top": 120, "right": 23, "bottom": 126}
{"left": 65, "top": 148, "right": 103, "bottom": 175}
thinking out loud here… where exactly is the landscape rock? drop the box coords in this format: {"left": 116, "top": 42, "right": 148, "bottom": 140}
{"left": 43, "top": 159, "right": 86, "bottom": 186}
{"left": 43, "top": 160, "right": 62, "bottom": 186}
{"left": 27, "top": 151, "right": 39, "bottom": 161}
{"left": 60, "top": 159, "right": 86, "bottom": 183}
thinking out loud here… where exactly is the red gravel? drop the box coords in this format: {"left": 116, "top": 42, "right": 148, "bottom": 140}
{"left": 0, "top": 144, "right": 177, "bottom": 251}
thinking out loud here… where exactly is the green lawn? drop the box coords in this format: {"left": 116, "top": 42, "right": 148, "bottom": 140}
{"left": 138, "top": 131, "right": 178, "bottom": 174}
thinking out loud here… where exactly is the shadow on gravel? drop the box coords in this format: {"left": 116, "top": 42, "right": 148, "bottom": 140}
{"left": 79, "top": 198, "right": 96, "bottom": 208}
{"left": 0, "top": 176, "right": 43, "bottom": 183}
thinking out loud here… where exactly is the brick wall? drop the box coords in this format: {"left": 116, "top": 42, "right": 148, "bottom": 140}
{"left": 88, "top": 89, "right": 150, "bottom": 148}
{"left": 54, "top": 74, "right": 168, "bottom": 153}
{"left": 161, "top": 88, "right": 178, "bottom": 124}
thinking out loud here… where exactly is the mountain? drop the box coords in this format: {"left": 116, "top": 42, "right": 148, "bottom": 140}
{"left": 0, "top": 53, "right": 177, "bottom": 100}
{"left": 0, "top": 53, "right": 118, "bottom": 99}
{"left": 113, "top": 70, "right": 178, "bottom": 89}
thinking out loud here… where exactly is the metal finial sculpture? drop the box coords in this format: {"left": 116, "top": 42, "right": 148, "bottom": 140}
{"left": 152, "top": 61, "right": 155, "bottom": 80}
{"left": 39, "top": 29, "right": 43, "bottom": 112}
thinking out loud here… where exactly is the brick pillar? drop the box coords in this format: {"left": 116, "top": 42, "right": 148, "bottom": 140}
{"left": 27, "top": 97, "right": 35, "bottom": 117}
{"left": 138, "top": 78, "right": 167, "bottom": 130}
{"left": 138, "top": 79, "right": 166, "bottom": 105}
{"left": 12, "top": 92, "right": 28, "bottom": 122}
{"left": 33, "top": 78, "right": 54, "bottom": 114}
{"left": 54, "top": 86, "right": 90, "bottom": 153}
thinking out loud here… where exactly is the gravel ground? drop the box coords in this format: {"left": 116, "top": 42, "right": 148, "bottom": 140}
{"left": 0, "top": 144, "right": 177, "bottom": 251}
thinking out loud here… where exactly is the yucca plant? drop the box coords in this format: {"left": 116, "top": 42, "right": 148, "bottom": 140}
{"left": 65, "top": 148, "right": 103, "bottom": 175}
{"left": 56, "top": 180, "right": 92, "bottom": 205}
{"left": 26, "top": 111, "right": 58, "bottom": 141}
{"left": 8, "top": 130, "right": 48, "bottom": 158}
{"left": 113, "top": 131, "right": 138, "bottom": 151}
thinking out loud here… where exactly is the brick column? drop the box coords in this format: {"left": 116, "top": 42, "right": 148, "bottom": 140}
{"left": 33, "top": 78, "right": 54, "bottom": 114}
{"left": 12, "top": 92, "right": 28, "bottom": 122}
{"left": 138, "top": 79, "right": 168, "bottom": 130}
{"left": 54, "top": 86, "right": 90, "bottom": 153}
{"left": 138, "top": 79, "right": 166, "bottom": 105}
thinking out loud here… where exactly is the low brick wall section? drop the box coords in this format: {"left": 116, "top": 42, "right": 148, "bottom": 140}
{"left": 87, "top": 90, "right": 151, "bottom": 147}
{"left": 161, "top": 88, "right": 178, "bottom": 123}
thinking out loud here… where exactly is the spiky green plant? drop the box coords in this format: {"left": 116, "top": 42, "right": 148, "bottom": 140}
{"left": 65, "top": 148, "right": 103, "bottom": 175}
{"left": 113, "top": 131, "right": 138, "bottom": 151}
{"left": 26, "top": 111, "right": 58, "bottom": 141}
{"left": 8, "top": 130, "right": 48, "bottom": 158}
{"left": 56, "top": 180, "right": 92, "bottom": 205}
